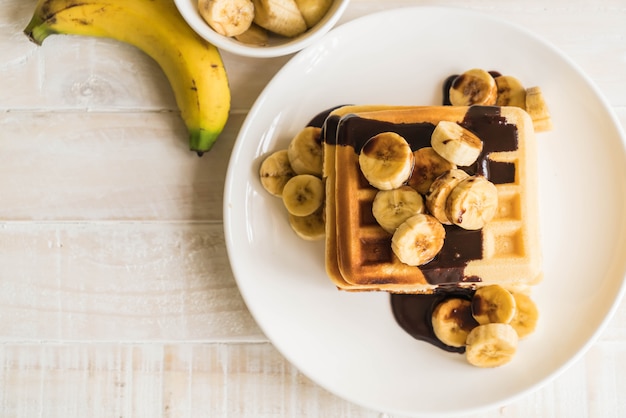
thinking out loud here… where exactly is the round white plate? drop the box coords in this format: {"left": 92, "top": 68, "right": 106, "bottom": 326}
{"left": 224, "top": 7, "right": 626, "bottom": 417}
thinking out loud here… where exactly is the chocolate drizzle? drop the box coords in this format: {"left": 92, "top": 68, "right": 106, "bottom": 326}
{"left": 390, "top": 287, "right": 475, "bottom": 353}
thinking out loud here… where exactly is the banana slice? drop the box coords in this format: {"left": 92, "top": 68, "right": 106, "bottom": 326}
{"left": 431, "top": 298, "right": 478, "bottom": 348}
{"left": 287, "top": 126, "right": 323, "bottom": 176}
{"left": 471, "top": 285, "right": 517, "bottom": 325}
{"left": 448, "top": 68, "right": 498, "bottom": 106}
{"left": 425, "top": 169, "right": 470, "bottom": 224}
{"left": 510, "top": 292, "right": 539, "bottom": 339}
{"left": 465, "top": 323, "right": 519, "bottom": 368}
{"left": 234, "top": 23, "right": 269, "bottom": 46}
{"left": 198, "top": 0, "right": 255, "bottom": 37}
{"left": 294, "top": 0, "right": 333, "bottom": 27}
{"left": 372, "top": 186, "right": 425, "bottom": 234}
{"left": 282, "top": 174, "right": 324, "bottom": 216}
{"left": 495, "top": 75, "right": 527, "bottom": 108}
{"left": 391, "top": 214, "right": 445, "bottom": 266}
{"left": 445, "top": 175, "right": 498, "bottom": 230}
{"left": 407, "top": 147, "right": 457, "bottom": 194}
{"left": 431, "top": 121, "right": 483, "bottom": 167}
{"left": 358, "top": 132, "right": 414, "bottom": 191}
{"left": 288, "top": 206, "right": 325, "bottom": 240}
{"left": 525, "top": 86, "right": 553, "bottom": 132}
{"left": 259, "top": 149, "right": 296, "bottom": 197}
{"left": 252, "top": 0, "right": 307, "bottom": 38}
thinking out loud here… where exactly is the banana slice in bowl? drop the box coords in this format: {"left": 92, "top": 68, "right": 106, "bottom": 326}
{"left": 174, "top": 0, "right": 351, "bottom": 57}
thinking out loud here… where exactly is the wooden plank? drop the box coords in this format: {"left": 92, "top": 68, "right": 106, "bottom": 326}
{"left": 0, "top": 111, "right": 241, "bottom": 221}
{"left": 0, "top": 222, "right": 264, "bottom": 342}
{"left": 0, "top": 343, "right": 382, "bottom": 418}
{"left": 0, "top": 342, "right": 623, "bottom": 417}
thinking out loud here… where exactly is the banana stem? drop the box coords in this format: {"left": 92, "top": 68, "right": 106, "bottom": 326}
{"left": 24, "top": 15, "right": 55, "bottom": 45}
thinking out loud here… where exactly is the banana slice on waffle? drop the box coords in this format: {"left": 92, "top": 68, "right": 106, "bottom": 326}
{"left": 358, "top": 132, "right": 414, "bottom": 190}
{"left": 372, "top": 186, "right": 425, "bottom": 234}
{"left": 408, "top": 147, "right": 457, "bottom": 194}
{"left": 431, "top": 121, "right": 483, "bottom": 167}
{"left": 391, "top": 214, "right": 445, "bottom": 266}
{"left": 445, "top": 175, "right": 498, "bottom": 230}
{"left": 425, "top": 169, "right": 470, "bottom": 225}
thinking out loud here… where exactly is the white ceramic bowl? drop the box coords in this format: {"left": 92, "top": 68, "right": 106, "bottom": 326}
{"left": 174, "top": 0, "right": 351, "bottom": 58}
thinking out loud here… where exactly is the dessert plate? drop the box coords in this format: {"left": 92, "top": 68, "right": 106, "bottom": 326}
{"left": 224, "top": 6, "right": 626, "bottom": 416}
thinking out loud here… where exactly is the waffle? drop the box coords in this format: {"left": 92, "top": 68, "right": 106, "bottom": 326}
{"left": 322, "top": 105, "right": 415, "bottom": 291}
{"left": 324, "top": 105, "right": 542, "bottom": 294}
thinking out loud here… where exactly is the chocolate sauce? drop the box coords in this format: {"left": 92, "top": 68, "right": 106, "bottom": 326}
{"left": 486, "top": 161, "right": 516, "bottom": 184}
{"left": 336, "top": 116, "right": 434, "bottom": 152}
{"left": 390, "top": 287, "right": 475, "bottom": 353}
{"left": 462, "top": 106, "right": 518, "bottom": 155}
{"left": 307, "top": 105, "right": 350, "bottom": 129}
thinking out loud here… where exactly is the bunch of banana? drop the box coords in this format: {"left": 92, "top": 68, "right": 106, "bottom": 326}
{"left": 258, "top": 126, "right": 326, "bottom": 240}
{"left": 431, "top": 284, "right": 539, "bottom": 367}
{"left": 198, "top": 0, "right": 334, "bottom": 45}
{"left": 23, "top": 0, "right": 231, "bottom": 155}
{"left": 449, "top": 68, "right": 553, "bottom": 132}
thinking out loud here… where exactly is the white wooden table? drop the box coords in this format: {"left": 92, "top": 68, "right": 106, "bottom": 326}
{"left": 1, "top": 0, "right": 625, "bottom": 416}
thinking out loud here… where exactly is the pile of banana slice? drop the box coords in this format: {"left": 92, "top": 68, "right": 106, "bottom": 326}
{"left": 259, "top": 126, "right": 326, "bottom": 240}
{"left": 450, "top": 68, "right": 552, "bottom": 132}
{"left": 360, "top": 123, "right": 498, "bottom": 267}
{"left": 432, "top": 284, "right": 539, "bottom": 367}
{"left": 198, "top": 0, "right": 334, "bottom": 46}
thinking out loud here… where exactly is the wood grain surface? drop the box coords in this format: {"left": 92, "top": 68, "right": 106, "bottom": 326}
{"left": 1, "top": 0, "right": 625, "bottom": 416}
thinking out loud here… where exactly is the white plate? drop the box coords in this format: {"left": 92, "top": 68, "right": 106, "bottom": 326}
{"left": 224, "top": 7, "right": 626, "bottom": 417}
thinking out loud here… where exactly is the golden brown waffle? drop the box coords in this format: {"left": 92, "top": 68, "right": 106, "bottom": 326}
{"left": 324, "top": 105, "right": 542, "bottom": 294}
{"left": 322, "top": 105, "right": 416, "bottom": 291}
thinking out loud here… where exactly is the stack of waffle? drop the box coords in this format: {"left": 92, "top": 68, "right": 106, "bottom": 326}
{"left": 322, "top": 105, "right": 542, "bottom": 294}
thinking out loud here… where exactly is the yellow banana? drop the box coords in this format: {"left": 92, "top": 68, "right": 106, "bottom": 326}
{"left": 24, "top": 0, "right": 231, "bottom": 155}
